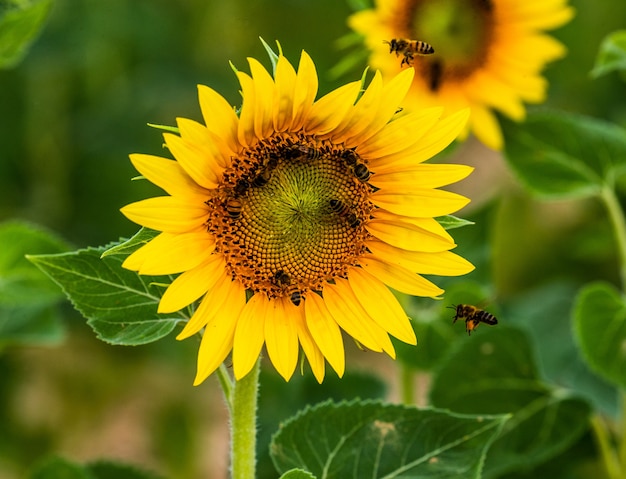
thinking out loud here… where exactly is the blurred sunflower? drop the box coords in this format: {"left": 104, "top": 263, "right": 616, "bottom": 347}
{"left": 349, "top": 0, "right": 574, "bottom": 150}
{"left": 121, "top": 47, "right": 474, "bottom": 385}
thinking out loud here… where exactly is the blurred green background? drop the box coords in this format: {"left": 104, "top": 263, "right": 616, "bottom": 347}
{"left": 1, "top": 0, "right": 626, "bottom": 478}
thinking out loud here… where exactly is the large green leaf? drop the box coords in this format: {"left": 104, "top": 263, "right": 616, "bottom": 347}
{"left": 502, "top": 110, "right": 626, "bottom": 199}
{"left": 591, "top": 30, "right": 626, "bottom": 79}
{"left": 573, "top": 281, "right": 626, "bottom": 389}
{"left": 430, "top": 327, "right": 591, "bottom": 478}
{"left": 270, "top": 399, "right": 507, "bottom": 479}
{"left": 279, "top": 470, "right": 317, "bottom": 479}
{"left": 28, "top": 247, "right": 183, "bottom": 345}
{"left": 0, "top": 0, "right": 52, "bottom": 68}
{"left": 0, "top": 221, "right": 70, "bottom": 346}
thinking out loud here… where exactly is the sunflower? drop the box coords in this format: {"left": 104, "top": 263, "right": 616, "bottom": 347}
{"left": 348, "top": 0, "right": 574, "bottom": 150}
{"left": 121, "top": 48, "right": 474, "bottom": 384}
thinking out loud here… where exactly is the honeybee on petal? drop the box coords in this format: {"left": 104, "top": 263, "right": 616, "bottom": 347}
{"left": 384, "top": 38, "right": 435, "bottom": 67}
{"left": 449, "top": 304, "right": 498, "bottom": 336}
{"left": 274, "top": 269, "right": 303, "bottom": 307}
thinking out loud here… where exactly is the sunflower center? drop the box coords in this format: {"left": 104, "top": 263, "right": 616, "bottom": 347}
{"left": 207, "top": 134, "right": 374, "bottom": 304}
{"left": 409, "top": 0, "right": 494, "bottom": 90}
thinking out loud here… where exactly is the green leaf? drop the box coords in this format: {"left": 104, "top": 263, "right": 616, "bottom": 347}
{"left": 28, "top": 246, "right": 183, "bottom": 345}
{"left": 101, "top": 228, "right": 158, "bottom": 258}
{"left": 502, "top": 110, "right": 626, "bottom": 199}
{"left": 573, "top": 281, "right": 626, "bottom": 389}
{"left": 0, "top": 0, "right": 52, "bottom": 68}
{"left": 259, "top": 36, "right": 280, "bottom": 74}
{"left": 270, "top": 399, "right": 507, "bottom": 478}
{"left": 437, "top": 215, "right": 475, "bottom": 230}
{"left": 430, "top": 327, "right": 591, "bottom": 477}
{"left": 0, "top": 221, "right": 70, "bottom": 346}
{"left": 87, "top": 461, "right": 165, "bottom": 479}
{"left": 29, "top": 456, "right": 92, "bottom": 479}
{"left": 591, "top": 30, "right": 626, "bottom": 79}
{"left": 279, "top": 469, "right": 317, "bottom": 479}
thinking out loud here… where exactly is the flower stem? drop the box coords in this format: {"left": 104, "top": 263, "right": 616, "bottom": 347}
{"left": 400, "top": 364, "right": 415, "bottom": 405}
{"left": 591, "top": 415, "right": 622, "bottom": 479}
{"left": 230, "top": 358, "right": 261, "bottom": 479}
{"left": 600, "top": 185, "right": 626, "bottom": 289}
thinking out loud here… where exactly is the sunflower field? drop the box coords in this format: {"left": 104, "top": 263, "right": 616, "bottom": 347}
{"left": 1, "top": 0, "right": 626, "bottom": 478}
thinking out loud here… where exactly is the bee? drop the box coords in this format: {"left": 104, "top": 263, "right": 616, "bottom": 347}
{"left": 253, "top": 154, "right": 279, "bottom": 187}
{"left": 340, "top": 148, "right": 359, "bottom": 167}
{"left": 384, "top": 38, "right": 434, "bottom": 67}
{"left": 449, "top": 304, "right": 498, "bottom": 336}
{"left": 353, "top": 163, "right": 372, "bottom": 182}
{"left": 274, "top": 270, "right": 302, "bottom": 306}
{"left": 233, "top": 179, "right": 250, "bottom": 197}
{"left": 329, "top": 199, "right": 360, "bottom": 228}
{"left": 225, "top": 197, "right": 243, "bottom": 218}
{"left": 287, "top": 145, "right": 321, "bottom": 161}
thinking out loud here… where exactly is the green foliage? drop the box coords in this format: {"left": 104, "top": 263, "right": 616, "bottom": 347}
{"left": 28, "top": 245, "right": 182, "bottom": 345}
{"left": 279, "top": 469, "right": 317, "bottom": 479}
{"left": 574, "top": 281, "right": 626, "bottom": 389}
{"left": 0, "top": 0, "right": 52, "bottom": 68}
{"left": 591, "top": 30, "right": 626, "bottom": 79}
{"left": 502, "top": 110, "right": 626, "bottom": 199}
{"left": 0, "top": 221, "right": 70, "bottom": 346}
{"left": 430, "top": 327, "right": 591, "bottom": 478}
{"left": 29, "top": 457, "right": 165, "bottom": 479}
{"left": 270, "top": 399, "right": 507, "bottom": 479}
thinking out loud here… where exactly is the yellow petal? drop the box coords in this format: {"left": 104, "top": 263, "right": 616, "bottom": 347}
{"left": 121, "top": 196, "right": 208, "bottom": 233}
{"left": 291, "top": 51, "right": 318, "bottom": 131}
{"left": 345, "top": 68, "right": 415, "bottom": 147}
{"left": 367, "top": 240, "right": 475, "bottom": 276}
{"left": 348, "top": 267, "right": 416, "bottom": 344}
{"left": 369, "top": 164, "right": 473, "bottom": 189}
{"left": 129, "top": 154, "right": 208, "bottom": 199}
{"left": 121, "top": 241, "right": 151, "bottom": 272}
{"left": 370, "top": 188, "right": 470, "bottom": 218}
{"left": 177, "top": 274, "right": 238, "bottom": 340}
{"left": 233, "top": 293, "right": 268, "bottom": 380}
{"left": 177, "top": 118, "right": 231, "bottom": 169}
{"left": 163, "top": 133, "right": 221, "bottom": 189}
{"left": 304, "top": 81, "right": 361, "bottom": 136}
{"left": 236, "top": 71, "right": 256, "bottom": 147}
{"left": 365, "top": 219, "right": 455, "bottom": 252}
{"left": 158, "top": 254, "right": 226, "bottom": 313}
{"left": 198, "top": 84, "right": 240, "bottom": 154}
{"left": 470, "top": 105, "right": 504, "bottom": 151}
{"left": 330, "top": 71, "right": 384, "bottom": 142}
{"left": 323, "top": 279, "right": 395, "bottom": 357}
{"left": 372, "top": 210, "right": 454, "bottom": 243}
{"left": 296, "top": 310, "right": 325, "bottom": 383}
{"left": 370, "top": 109, "right": 470, "bottom": 171}
{"left": 248, "top": 57, "right": 275, "bottom": 139}
{"left": 273, "top": 55, "right": 297, "bottom": 132}
{"left": 357, "top": 107, "right": 443, "bottom": 159}
{"left": 359, "top": 254, "right": 444, "bottom": 297}
{"left": 304, "top": 293, "right": 345, "bottom": 377}
{"left": 264, "top": 297, "right": 299, "bottom": 381}
{"left": 136, "top": 231, "right": 215, "bottom": 275}
{"left": 193, "top": 280, "right": 246, "bottom": 385}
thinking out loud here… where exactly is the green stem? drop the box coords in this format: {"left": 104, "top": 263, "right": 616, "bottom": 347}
{"left": 230, "top": 358, "right": 261, "bottom": 479}
{"left": 620, "top": 392, "right": 626, "bottom": 471}
{"left": 591, "top": 415, "right": 622, "bottom": 479}
{"left": 400, "top": 364, "right": 415, "bottom": 405}
{"left": 600, "top": 186, "right": 626, "bottom": 289}
{"left": 217, "top": 363, "right": 235, "bottom": 413}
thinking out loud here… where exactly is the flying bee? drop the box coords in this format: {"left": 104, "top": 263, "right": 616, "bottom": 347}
{"left": 353, "top": 162, "right": 372, "bottom": 182}
{"left": 449, "top": 304, "right": 498, "bottom": 336}
{"left": 225, "top": 197, "right": 243, "bottom": 218}
{"left": 329, "top": 199, "right": 360, "bottom": 228}
{"left": 384, "top": 38, "right": 435, "bottom": 67}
